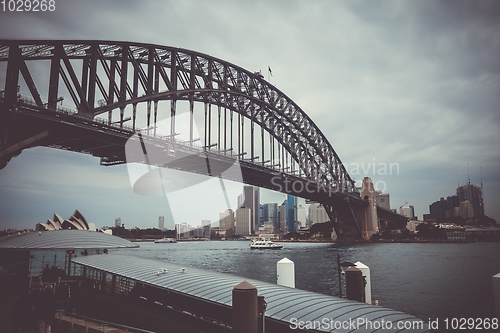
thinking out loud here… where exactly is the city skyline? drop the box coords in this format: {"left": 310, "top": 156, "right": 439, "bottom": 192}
{"left": 0, "top": 0, "right": 499, "bottom": 230}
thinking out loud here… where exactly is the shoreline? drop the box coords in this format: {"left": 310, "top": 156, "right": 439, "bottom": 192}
{"left": 118, "top": 237, "right": 483, "bottom": 244}
{"left": 276, "top": 239, "right": 478, "bottom": 244}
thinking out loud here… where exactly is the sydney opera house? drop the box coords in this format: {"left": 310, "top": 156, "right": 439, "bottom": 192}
{"left": 36, "top": 210, "right": 97, "bottom": 231}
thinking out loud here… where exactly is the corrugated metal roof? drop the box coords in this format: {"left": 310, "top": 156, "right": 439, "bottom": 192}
{"left": 73, "top": 254, "right": 430, "bottom": 333}
{"left": 0, "top": 230, "right": 138, "bottom": 249}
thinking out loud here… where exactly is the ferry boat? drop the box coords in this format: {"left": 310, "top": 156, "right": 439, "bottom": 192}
{"left": 154, "top": 238, "right": 177, "bottom": 243}
{"left": 249, "top": 240, "right": 283, "bottom": 249}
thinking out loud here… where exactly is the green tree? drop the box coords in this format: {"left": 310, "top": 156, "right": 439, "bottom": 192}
{"left": 381, "top": 229, "right": 392, "bottom": 240}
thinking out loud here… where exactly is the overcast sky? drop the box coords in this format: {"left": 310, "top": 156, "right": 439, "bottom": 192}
{"left": 0, "top": 0, "right": 499, "bottom": 230}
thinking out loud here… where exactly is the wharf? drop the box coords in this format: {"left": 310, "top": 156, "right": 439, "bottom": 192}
{"left": 70, "top": 254, "right": 430, "bottom": 332}
{"left": 0, "top": 299, "right": 152, "bottom": 333}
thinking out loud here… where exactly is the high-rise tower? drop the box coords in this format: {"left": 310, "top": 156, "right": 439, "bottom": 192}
{"left": 238, "top": 186, "right": 260, "bottom": 234}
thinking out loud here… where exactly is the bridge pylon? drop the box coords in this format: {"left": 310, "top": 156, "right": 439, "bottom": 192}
{"left": 359, "top": 177, "right": 379, "bottom": 240}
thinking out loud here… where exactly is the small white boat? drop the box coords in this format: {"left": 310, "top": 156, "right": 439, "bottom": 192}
{"left": 249, "top": 240, "right": 283, "bottom": 249}
{"left": 155, "top": 238, "right": 177, "bottom": 243}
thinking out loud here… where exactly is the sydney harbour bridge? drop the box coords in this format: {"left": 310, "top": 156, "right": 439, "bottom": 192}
{"left": 0, "top": 40, "right": 406, "bottom": 239}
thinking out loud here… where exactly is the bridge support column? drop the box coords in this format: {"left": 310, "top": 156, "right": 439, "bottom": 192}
{"left": 359, "top": 177, "right": 379, "bottom": 240}
{"left": 0, "top": 130, "right": 50, "bottom": 169}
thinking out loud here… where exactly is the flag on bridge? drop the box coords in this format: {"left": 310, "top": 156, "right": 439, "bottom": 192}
{"left": 268, "top": 66, "right": 273, "bottom": 77}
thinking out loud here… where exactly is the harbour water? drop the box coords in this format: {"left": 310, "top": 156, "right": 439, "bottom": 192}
{"left": 107, "top": 241, "right": 500, "bottom": 325}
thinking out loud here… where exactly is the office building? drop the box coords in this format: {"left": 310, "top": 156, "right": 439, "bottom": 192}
{"left": 219, "top": 210, "right": 235, "bottom": 236}
{"left": 237, "top": 186, "right": 260, "bottom": 234}
{"left": 375, "top": 191, "right": 390, "bottom": 210}
{"left": 456, "top": 184, "right": 484, "bottom": 217}
{"left": 279, "top": 204, "right": 287, "bottom": 233}
{"left": 235, "top": 207, "right": 251, "bottom": 236}
{"left": 429, "top": 198, "right": 447, "bottom": 221}
{"left": 399, "top": 204, "right": 415, "bottom": 219}
{"left": 263, "top": 203, "right": 279, "bottom": 231}
{"left": 285, "top": 194, "right": 296, "bottom": 233}
{"left": 158, "top": 216, "right": 165, "bottom": 230}
{"left": 254, "top": 187, "right": 260, "bottom": 228}
{"left": 446, "top": 195, "right": 460, "bottom": 218}
{"left": 454, "top": 201, "right": 474, "bottom": 219}
{"left": 426, "top": 181, "right": 486, "bottom": 222}
{"left": 308, "top": 204, "right": 329, "bottom": 226}
{"left": 297, "top": 205, "right": 306, "bottom": 229}
{"left": 201, "top": 220, "right": 212, "bottom": 239}
{"left": 175, "top": 222, "right": 193, "bottom": 239}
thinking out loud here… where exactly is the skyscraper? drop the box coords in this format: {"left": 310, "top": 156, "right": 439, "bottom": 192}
{"left": 235, "top": 207, "right": 251, "bottom": 236}
{"left": 456, "top": 184, "right": 484, "bottom": 217}
{"left": 279, "top": 203, "right": 287, "bottom": 233}
{"left": 254, "top": 187, "right": 260, "bottom": 229}
{"left": 286, "top": 194, "right": 296, "bottom": 233}
{"left": 429, "top": 198, "right": 447, "bottom": 220}
{"left": 297, "top": 205, "right": 306, "bottom": 229}
{"left": 399, "top": 204, "right": 415, "bottom": 219}
{"left": 263, "top": 203, "right": 279, "bottom": 231}
{"left": 201, "top": 220, "right": 212, "bottom": 239}
{"left": 238, "top": 186, "right": 260, "bottom": 234}
{"left": 308, "top": 204, "right": 329, "bottom": 226}
{"left": 219, "top": 210, "right": 235, "bottom": 236}
{"left": 158, "top": 216, "right": 165, "bottom": 230}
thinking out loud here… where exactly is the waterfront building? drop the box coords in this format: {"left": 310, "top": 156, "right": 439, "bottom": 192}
{"left": 256, "top": 222, "right": 275, "bottom": 236}
{"left": 254, "top": 187, "right": 260, "bottom": 229}
{"left": 426, "top": 183, "right": 485, "bottom": 222}
{"left": 399, "top": 204, "right": 415, "bottom": 220}
{"left": 308, "top": 203, "right": 329, "bottom": 226}
{"left": 285, "top": 195, "right": 296, "bottom": 233}
{"left": 456, "top": 184, "right": 484, "bottom": 217}
{"left": 219, "top": 210, "right": 235, "bottom": 236}
{"left": 201, "top": 220, "right": 211, "bottom": 239}
{"left": 296, "top": 205, "right": 306, "bottom": 229}
{"left": 36, "top": 210, "right": 96, "bottom": 231}
{"left": 406, "top": 220, "right": 425, "bottom": 232}
{"left": 278, "top": 204, "right": 287, "bottom": 233}
{"left": 429, "top": 198, "right": 447, "bottom": 221}
{"left": 263, "top": 203, "right": 279, "bottom": 231}
{"left": 259, "top": 204, "right": 266, "bottom": 225}
{"left": 114, "top": 217, "right": 121, "bottom": 228}
{"left": 235, "top": 207, "right": 251, "bottom": 236}
{"left": 237, "top": 186, "right": 260, "bottom": 234}
{"left": 158, "top": 216, "right": 164, "bottom": 230}
{"left": 454, "top": 200, "right": 474, "bottom": 219}
{"left": 446, "top": 195, "right": 460, "bottom": 218}
{"left": 175, "top": 222, "right": 195, "bottom": 239}
{"left": 375, "top": 191, "right": 391, "bottom": 210}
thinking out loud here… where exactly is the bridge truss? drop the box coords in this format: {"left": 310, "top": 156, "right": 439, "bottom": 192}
{"left": 0, "top": 40, "right": 372, "bottom": 238}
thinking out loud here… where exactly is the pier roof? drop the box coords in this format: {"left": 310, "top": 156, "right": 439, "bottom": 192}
{"left": 72, "top": 254, "right": 429, "bottom": 333}
{"left": 0, "top": 230, "right": 138, "bottom": 249}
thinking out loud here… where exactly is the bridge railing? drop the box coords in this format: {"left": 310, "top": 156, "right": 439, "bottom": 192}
{"left": 1, "top": 90, "right": 364, "bottom": 200}
{"left": 0, "top": 90, "right": 136, "bottom": 133}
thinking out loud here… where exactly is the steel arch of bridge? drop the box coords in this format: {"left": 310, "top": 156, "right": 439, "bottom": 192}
{"left": 0, "top": 40, "right": 373, "bottom": 238}
{"left": 0, "top": 40, "right": 357, "bottom": 194}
